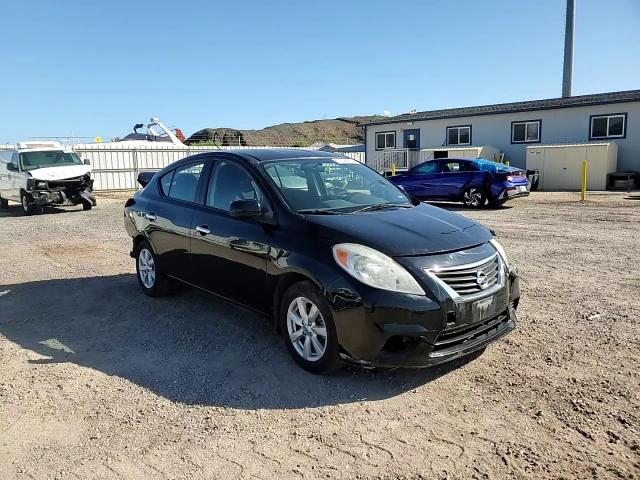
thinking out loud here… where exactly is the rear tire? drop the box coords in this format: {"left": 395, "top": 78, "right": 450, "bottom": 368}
{"left": 134, "top": 240, "right": 172, "bottom": 297}
{"left": 21, "top": 192, "right": 35, "bottom": 216}
{"left": 462, "top": 187, "right": 486, "bottom": 208}
{"left": 487, "top": 198, "right": 507, "bottom": 209}
{"left": 82, "top": 200, "right": 93, "bottom": 211}
{"left": 0, "top": 197, "right": 8, "bottom": 210}
{"left": 280, "top": 281, "right": 341, "bottom": 374}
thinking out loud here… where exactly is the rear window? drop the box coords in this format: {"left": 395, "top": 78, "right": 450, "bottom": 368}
{"left": 159, "top": 162, "right": 205, "bottom": 202}
{"left": 159, "top": 170, "right": 174, "bottom": 195}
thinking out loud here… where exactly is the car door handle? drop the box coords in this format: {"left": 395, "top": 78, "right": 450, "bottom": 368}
{"left": 195, "top": 225, "right": 210, "bottom": 236}
{"left": 144, "top": 212, "right": 157, "bottom": 221}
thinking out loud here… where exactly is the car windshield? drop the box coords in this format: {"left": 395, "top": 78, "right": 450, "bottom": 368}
{"left": 20, "top": 150, "right": 83, "bottom": 171}
{"left": 262, "top": 158, "right": 412, "bottom": 213}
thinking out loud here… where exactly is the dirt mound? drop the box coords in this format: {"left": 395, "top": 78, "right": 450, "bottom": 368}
{"left": 185, "top": 115, "right": 384, "bottom": 147}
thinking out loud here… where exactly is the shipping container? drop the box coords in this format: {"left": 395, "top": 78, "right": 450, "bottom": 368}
{"left": 526, "top": 143, "right": 618, "bottom": 190}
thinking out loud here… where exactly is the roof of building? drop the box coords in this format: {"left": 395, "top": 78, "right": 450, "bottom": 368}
{"left": 363, "top": 89, "right": 640, "bottom": 127}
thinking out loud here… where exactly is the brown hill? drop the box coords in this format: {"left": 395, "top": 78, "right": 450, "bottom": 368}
{"left": 185, "top": 115, "right": 384, "bottom": 147}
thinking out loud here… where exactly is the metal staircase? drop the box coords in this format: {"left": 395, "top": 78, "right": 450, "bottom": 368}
{"left": 368, "top": 149, "right": 419, "bottom": 174}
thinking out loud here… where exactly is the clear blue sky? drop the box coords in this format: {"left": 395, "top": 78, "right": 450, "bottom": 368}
{"left": 1, "top": 0, "right": 638, "bottom": 142}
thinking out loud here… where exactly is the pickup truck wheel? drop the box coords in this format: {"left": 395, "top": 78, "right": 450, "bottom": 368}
{"left": 0, "top": 197, "right": 8, "bottom": 210}
{"left": 280, "top": 281, "right": 341, "bottom": 374}
{"left": 21, "top": 192, "right": 35, "bottom": 216}
{"left": 82, "top": 200, "right": 93, "bottom": 211}
{"left": 135, "top": 240, "right": 172, "bottom": 297}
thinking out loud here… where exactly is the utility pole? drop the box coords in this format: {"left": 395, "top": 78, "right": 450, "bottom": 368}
{"left": 562, "top": 0, "right": 575, "bottom": 97}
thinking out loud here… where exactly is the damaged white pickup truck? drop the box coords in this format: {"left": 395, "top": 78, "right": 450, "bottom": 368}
{"left": 0, "top": 142, "right": 96, "bottom": 215}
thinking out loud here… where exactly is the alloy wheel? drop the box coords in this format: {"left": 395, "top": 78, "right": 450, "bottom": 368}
{"left": 286, "top": 296, "right": 327, "bottom": 362}
{"left": 463, "top": 188, "right": 483, "bottom": 207}
{"left": 138, "top": 248, "right": 156, "bottom": 288}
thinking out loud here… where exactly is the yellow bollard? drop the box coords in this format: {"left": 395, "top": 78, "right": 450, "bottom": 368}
{"left": 391, "top": 163, "right": 396, "bottom": 176}
{"left": 505, "top": 161, "right": 510, "bottom": 166}
{"left": 581, "top": 159, "right": 588, "bottom": 202}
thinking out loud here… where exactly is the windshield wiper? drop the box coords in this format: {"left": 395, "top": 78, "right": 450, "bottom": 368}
{"left": 352, "top": 203, "right": 413, "bottom": 213}
{"left": 297, "top": 208, "right": 343, "bottom": 215}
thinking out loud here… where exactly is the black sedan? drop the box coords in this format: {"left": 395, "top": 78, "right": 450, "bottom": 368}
{"left": 124, "top": 150, "right": 520, "bottom": 374}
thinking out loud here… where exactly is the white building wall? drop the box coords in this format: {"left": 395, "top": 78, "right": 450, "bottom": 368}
{"left": 365, "top": 101, "right": 640, "bottom": 171}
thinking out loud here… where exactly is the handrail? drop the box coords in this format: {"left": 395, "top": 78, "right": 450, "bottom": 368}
{"left": 368, "top": 148, "right": 409, "bottom": 173}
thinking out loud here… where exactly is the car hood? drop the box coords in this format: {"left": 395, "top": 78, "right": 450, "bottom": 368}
{"left": 306, "top": 202, "right": 492, "bottom": 256}
{"left": 29, "top": 164, "right": 92, "bottom": 181}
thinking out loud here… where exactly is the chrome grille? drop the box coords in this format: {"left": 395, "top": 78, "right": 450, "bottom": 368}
{"left": 430, "top": 254, "right": 502, "bottom": 298}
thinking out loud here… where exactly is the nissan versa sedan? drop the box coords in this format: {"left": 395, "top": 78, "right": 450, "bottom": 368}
{"left": 390, "top": 158, "right": 530, "bottom": 208}
{"left": 124, "top": 150, "right": 520, "bottom": 374}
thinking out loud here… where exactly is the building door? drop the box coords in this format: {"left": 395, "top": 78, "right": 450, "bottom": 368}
{"left": 403, "top": 129, "right": 420, "bottom": 149}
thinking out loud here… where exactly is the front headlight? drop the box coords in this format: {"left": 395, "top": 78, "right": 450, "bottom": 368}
{"left": 332, "top": 243, "right": 425, "bottom": 295}
{"left": 490, "top": 239, "right": 509, "bottom": 269}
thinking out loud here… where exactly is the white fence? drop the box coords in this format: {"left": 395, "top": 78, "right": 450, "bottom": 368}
{"left": 1, "top": 144, "right": 365, "bottom": 191}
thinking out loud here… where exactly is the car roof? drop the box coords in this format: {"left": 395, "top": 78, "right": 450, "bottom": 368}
{"left": 237, "top": 149, "right": 345, "bottom": 162}
{"left": 430, "top": 157, "right": 473, "bottom": 162}
{"left": 166, "top": 148, "right": 349, "bottom": 173}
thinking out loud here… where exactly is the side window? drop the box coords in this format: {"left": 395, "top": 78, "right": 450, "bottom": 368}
{"left": 159, "top": 170, "right": 174, "bottom": 195}
{"left": 413, "top": 161, "right": 439, "bottom": 174}
{"left": 163, "top": 162, "right": 205, "bottom": 202}
{"left": 459, "top": 161, "right": 477, "bottom": 172}
{"left": 442, "top": 161, "right": 476, "bottom": 172}
{"left": 442, "top": 161, "right": 461, "bottom": 172}
{"left": 207, "top": 161, "right": 262, "bottom": 211}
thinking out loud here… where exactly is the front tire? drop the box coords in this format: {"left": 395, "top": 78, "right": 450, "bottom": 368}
{"left": 462, "top": 187, "right": 486, "bottom": 208}
{"left": 135, "top": 240, "right": 172, "bottom": 297}
{"left": 280, "top": 281, "right": 341, "bottom": 374}
{"left": 82, "top": 200, "right": 93, "bottom": 211}
{"left": 21, "top": 192, "right": 35, "bottom": 216}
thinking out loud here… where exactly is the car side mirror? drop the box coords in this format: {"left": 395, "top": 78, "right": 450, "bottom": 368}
{"left": 229, "top": 199, "right": 262, "bottom": 218}
{"left": 83, "top": 159, "right": 91, "bottom": 165}
{"left": 6, "top": 163, "right": 17, "bottom": 172}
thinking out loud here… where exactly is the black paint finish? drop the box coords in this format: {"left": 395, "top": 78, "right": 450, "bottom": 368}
{"left": 124, "top": 150, "right": 520, "bottom": 368}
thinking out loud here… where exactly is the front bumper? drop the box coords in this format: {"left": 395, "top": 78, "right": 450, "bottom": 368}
{"left": 27, "top": 177, "right": 96, "bottom": 207}
{"left": 368, "top": 301, "right": 516, "bottom": 368}
{"left": 329, "top": 257, "right": 520, "bottom": 369}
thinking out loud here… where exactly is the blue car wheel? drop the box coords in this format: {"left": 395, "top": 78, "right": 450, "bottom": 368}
{"left": 462, "top": 187, "right": 486, "bottom": 208}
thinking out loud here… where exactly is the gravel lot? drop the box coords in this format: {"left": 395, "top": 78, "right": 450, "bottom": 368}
{"left": 1, "top": 192, "right": 639, "bottom": 480}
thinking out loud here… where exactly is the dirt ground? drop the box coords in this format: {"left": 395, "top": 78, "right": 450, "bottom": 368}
{"left": 0, "top": 191, "right": 639, "bottom": 480}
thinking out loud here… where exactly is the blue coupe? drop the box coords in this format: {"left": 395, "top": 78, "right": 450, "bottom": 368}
{"left": 389, "top": 158, "right": 530, "bottom": 208}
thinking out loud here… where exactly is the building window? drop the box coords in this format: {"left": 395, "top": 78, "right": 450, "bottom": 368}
{"left": 446, "top": 126, "right": 471, "bottom": 146}
{"left": 590, "top": 113, "right": 626, "bottom": 139}
{"left": 375, "top": 131, "right": 396, "bottom": 150}
{"left": 512, "top": 120, "right": 541, "bottom": 143}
